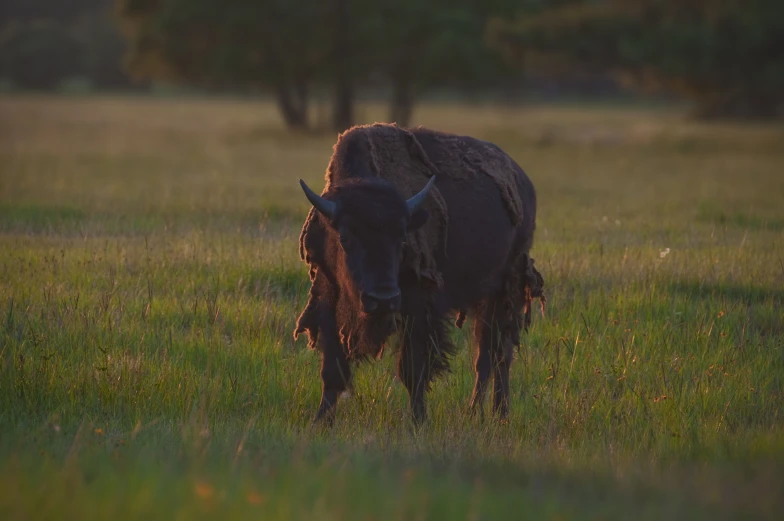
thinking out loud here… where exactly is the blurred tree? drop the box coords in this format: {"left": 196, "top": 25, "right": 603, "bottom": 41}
{"left": 117, "top": 0, "right": 523, "bottom": 130}
{"left": 0, "top": 20, "right": 85, "bottom": 89}
{"left": 358, "top": 0, "right": 522, "bottom": 127}
{"left": 1, "top": 0, "right": 112, "bottom": 22}
{"left": 332, "top": 0, "right": 354, "bottom": 132}
{"left": 117, "top": 0, "right": 330, "bottom": 130}
{"left": 0, "top": 0, "right": 133, "bottom": 90}
{"left": 489, "top": 0, "right": 784, "bottom": 119}
{"left": 75, "top": 10, "right": 135, "bottom": 89}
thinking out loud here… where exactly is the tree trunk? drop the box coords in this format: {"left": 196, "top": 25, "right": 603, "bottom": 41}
{"left": 276, "top": 80, "right": 309, "bottom": 130}
{"left": 293, "top": 77, "right": 308, "bottom": 123}
{"left": 331, "top": 0, "right": 354, "bottom": 132}
{"left": 333, "top": 77, "right": 354, "bottom": 132}
{"left": 389, "top": 74, "right": 414, "bottom": 128}
{"left": 388, "top": 39, "right": 421, "bottom": 128}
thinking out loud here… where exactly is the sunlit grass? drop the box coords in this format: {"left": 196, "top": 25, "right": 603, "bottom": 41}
{"left": 1, "top": 95, "right": 783, "bottom": 520}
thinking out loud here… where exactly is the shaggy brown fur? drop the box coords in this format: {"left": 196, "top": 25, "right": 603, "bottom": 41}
{"left": 523, "top": 256, "right": 547, "bottom": 330}
{"left": 454, "top": 254, "right": 546, "bottom": 331}
{"left": 295, "top": 122, "right": 533, "bottom": 359}
{"left": 293, "top": 122, "right": 544, "bottom": 424}
{"left": 298, "top": 123, "right": 525, "bottom": 291}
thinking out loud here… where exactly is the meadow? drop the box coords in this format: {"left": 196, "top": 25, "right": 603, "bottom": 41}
{"left": 1, "top": 94, "right": 783, "bottom": 520}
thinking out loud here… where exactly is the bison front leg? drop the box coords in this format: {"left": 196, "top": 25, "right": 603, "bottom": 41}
{"left": 397, "top": 300, "right": 454, "bottom": 427}
{"left": 398, "top": 336, "right": 429, "bottom": 427}
{"left": 314, "top": 320, "right": 351, "bottom": 427}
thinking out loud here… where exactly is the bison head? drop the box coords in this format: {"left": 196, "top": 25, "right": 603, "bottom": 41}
{"left": 299, "top": 177, "right": 435, "bottom": 315}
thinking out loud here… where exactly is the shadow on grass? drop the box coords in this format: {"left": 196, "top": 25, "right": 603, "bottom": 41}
{"left": 670, "top": 280, "right": 784, "bottom": 338}
{"left": 696, "top": 203, "right": 784, "bottom": 232}
{"left": 0, "top": 202, "right": 309, "bottom": 236}
{"left": 669, "top": 280, "right": 784, "bottom": 306}
{"left": 0, "top": 203, "right": 86, "bottom": 229}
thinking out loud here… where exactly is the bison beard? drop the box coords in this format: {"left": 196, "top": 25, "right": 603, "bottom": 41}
{"left": 294, "top": 122, "right": 545, "bottom": 426}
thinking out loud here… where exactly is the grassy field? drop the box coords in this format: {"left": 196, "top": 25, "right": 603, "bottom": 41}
{"left": 1, "top": 95, "right": 783, "bottom": 520}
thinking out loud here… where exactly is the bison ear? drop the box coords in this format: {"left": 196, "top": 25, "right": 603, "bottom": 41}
{"left": 407, "top": 209, "right": 429, "bottom": 231}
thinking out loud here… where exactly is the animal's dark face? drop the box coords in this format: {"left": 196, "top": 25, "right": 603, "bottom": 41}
{"left": 334, "top": 201, "right": 426, "bottom": 314}
{"left": 300, "top": 177, "right": 434, "bottom": 315}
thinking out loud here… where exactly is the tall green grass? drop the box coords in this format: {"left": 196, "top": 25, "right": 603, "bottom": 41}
{"left": 1, "top": 96, "right": 783, "bottom": 520}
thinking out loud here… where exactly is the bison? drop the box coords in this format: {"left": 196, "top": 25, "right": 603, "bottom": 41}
{"left": 294, "top": 123, "right": 544, "bottom": 426}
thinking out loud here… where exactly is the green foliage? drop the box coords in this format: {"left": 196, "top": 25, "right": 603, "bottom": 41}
{"left": 118, "top": 0, "right": 326, "bottom": 88}
{"left": 0, "top": 1, "right": 132, "bottom": 90}
{"left": 357, "top": 0, "right": 519, "bottom": 89}
{"left": 3, "top": 0, "right": 114, "bottom": 23}
{"left": 117, "top": 0, "right": 522, "bottom": 128}
{"left": 491, "top": 0, "right": 784, "bottom": 119}
{"left": 118, "top": 0, "right": 338, "bottom": 127}
{"left": 0, "top": 20, "right": 85, "bottom": 89}
{"left": 1, "top": 96, "right": 783, "bottom": 519}
{"left": 75, "top": 11, "right": 134, "bottom": 88}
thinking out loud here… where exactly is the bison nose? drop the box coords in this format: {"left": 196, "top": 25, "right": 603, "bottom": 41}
{"left": 361, "top": 289, "right": 401, "bottom": 313}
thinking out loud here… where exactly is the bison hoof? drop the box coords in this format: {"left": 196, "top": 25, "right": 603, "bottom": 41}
{"left": 468, "top": 405, "right": 485, "bottom": 423}
{"left": 409, "top": 406, "right": 427, "bottom": 429}
{"left": 406, "top": 416, "right": 426, "bottom": 436}
{"left": 312, "top": 408, "right": 336, "bottom": 429}
{"left": 311, "top": 417, "right": 334, "bottom": 431}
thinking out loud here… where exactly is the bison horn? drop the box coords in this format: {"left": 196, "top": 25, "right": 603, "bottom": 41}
{"left": 299, "top": 179, "right": 336, "bottom": 219}
{"left": 406, "top": 176, "right": 436, "bottom": 215}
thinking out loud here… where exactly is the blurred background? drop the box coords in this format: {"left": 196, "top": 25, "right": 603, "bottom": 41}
{"left": 2, "top": 0, "right": 782, "bottom": 129}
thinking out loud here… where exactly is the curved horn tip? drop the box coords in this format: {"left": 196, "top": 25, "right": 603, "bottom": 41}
{"left": 299, "top": 179, "right": 336, "bottom": 218}
{"left": 420, "top": 176, "right": 436, "bottom": 193}
{"left": 406, "top": 176, "right": 437, "bottom": 214}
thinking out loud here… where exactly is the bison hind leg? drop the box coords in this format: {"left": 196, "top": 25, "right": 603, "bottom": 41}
{"left": 469, "top": 296, "right": 525, "bottom": 423}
